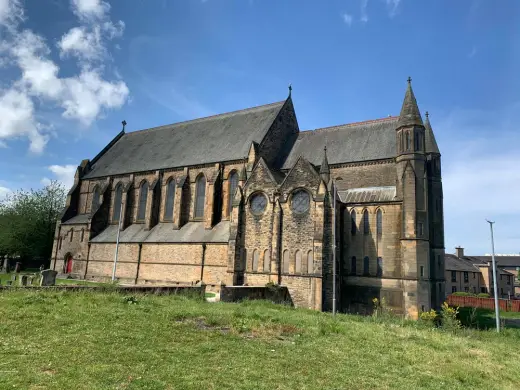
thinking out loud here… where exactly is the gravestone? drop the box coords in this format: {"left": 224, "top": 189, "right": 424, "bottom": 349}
{"left": 20, "top": 275, "right": 28, "bottom": 286}
{"left": 28, "top": 276, "right": 34, "bottom": 286}
{"left": 6, "top": 281, "right": 12, "bottom": 286}
{"left": 40, "top": 270, "right": 58, "bottom": 286}
{"left": 14, "top": 262, "right": 21, "bottom": 273}
{"left": 0, "top": 256, "right": 6, "bottom": 273}
{"left": 11, "top": 274, "right": 17, "bottom": 283}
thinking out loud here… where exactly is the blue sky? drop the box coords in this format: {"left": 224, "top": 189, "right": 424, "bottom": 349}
{"left": 0, "top": 0, "right": 519, "bottom": 255}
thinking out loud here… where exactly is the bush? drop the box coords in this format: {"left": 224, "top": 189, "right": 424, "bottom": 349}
{"left": 372, "top": 297, "right": 396, "bottom": 320}
{"left": 451, "top": 292, "right": 474, "bottom": 297}
{"left": 477, "top": 293, "right": 490, "bottom": 298}
{"left": 440, "top": 302, "right": 461, "bottom": 331}
{"left": 419, "top": 309, "right": 438, "bottom": 327}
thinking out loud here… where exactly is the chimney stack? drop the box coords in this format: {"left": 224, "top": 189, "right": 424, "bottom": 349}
{"left": 455, "top": 246, "right": 464, "bottom": 258}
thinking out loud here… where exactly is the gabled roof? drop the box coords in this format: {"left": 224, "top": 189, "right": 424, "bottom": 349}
{"left": 84, "top": 100, "right": 286, "bottom": 179}
{"left": 282, "top": 117, "right": 398, "bottom": 169}
{"left": 445, "top": 254, "right": 515, "bottom": 275}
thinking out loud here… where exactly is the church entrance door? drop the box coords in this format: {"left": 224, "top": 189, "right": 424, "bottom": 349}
{"left": 65, "top": 255, "right": 73, "bottom": 273}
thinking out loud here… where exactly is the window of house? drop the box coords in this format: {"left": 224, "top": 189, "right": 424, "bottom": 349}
{"left": 92, "top": 186, "right": 100, "bottom": 210}
{"left": 252, "top": 249, "right": 259, "bottom": 272}
{"left": 507, "top": 276, "right": 511, "bottom": 285}
{"left": 481, "top": 287, "right": 487, "bottom": 293}
{"left": 452, "top": 286, "right": 457, "bottom": 293}
{"left": 228, "top": 171, "right": 238, "bottom": 216}
{"left": 113, "top": 184, "right": 123, "bottom": 222}
{"left": 377, "top": 257, "right": 383, "bottom": 277}
{"left": 164, "top": 179, "right": 176, "bottom": 220}
{"left": 421, "top": 305, "right": 425, "bottom": 312}
{"left": 415, "top": 132, "right": 420, "bottom": 151}
{"left": 363, "top": 210, "right": 369, "bottom": 235}
{"left": 464, "top": 272, "right": 468, "bottom": 283}
{"left": 194, "top": 175, "right": 206, "bottom": 219}
{"left": 137, "top": 181, "right": 148, "bottom": 221}
{"left": 295, "top": 250, "right": 302, "bottom": 273}
{"left": 376, "top": 209, "right": 382, "bottom": 238}
{"left": 363, "top": 256, "right": 369, "bottom": 276}
{"left": 283, "top": 250, "right": 290, "bottom": 273}
{"left": 307, "top": 251, "right": 314, "bottom": 274}
{"left": 501, "top": 288, "right": 504, "bottom": 295}
{"left": 250, "top": 193, "right": 268, "bottom": 215}
{"left": 263, "top": 250, "right": 270, "bottom": 272}
{"left": 464, "top": 287, "right": 469, "bottom": 293}
{"left": 473, "top": 287, "right": 476, "bottom": 293}
{"left": 350, "top": 210, "right": 356, "bottom": 235}
{"left": 500, "top": 274, "right": 503, "bottom": 281}
{"left": 420, "top": 266, "right": 424, "bottom": 278}
{"left": 473, "top": 272, "right": 476, "bottom": 279}
{"left": 451, "top": 271, "right": 456, "bottom": 282}
{"left": 351, "top": 256, "right": 356, "bottom": 275}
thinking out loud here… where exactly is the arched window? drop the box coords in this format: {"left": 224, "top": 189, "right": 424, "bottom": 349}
{"left": 113, "top": 184, "right": 123, "bottom": 222}
{"left": 377, "top": 257, "right": 383, "bottom": 277}
{"left": 405, "top": 131, "right": 410, "bottom": 150}
{"left": 252, "top": 249, "right": 259, "bottom": 272}
{"left": 350, "top": 209, "right": 356, "bottom": 235}
{"left": 228, "top": 171, "right": 238, "bottom": 215}
{"left": 295, "top": 250, "right": 302, "bottom": 273}
{"left": 283, "top": 250, "right": 290, "bottom": 273}
{"left": 351, "top": 256, "right": 356, "bottom": 275}
{"left": 92, "top": 186, "right": 100, "bottom": 210}
{"left": 363, "top": 210, "right": 369, "bottom": 235}
{"left": 415, "top": 132, "right": 421, "bottom": 151}
{"left": 307, "top": 251, "right": 314, "bottom": 274}
{"left": 263, "top": 250, "right": 271, "bottom": 272}
{"left": 376, "top": 209, "right": 383, "bottom": 238}
{"left": 363, "top": 256, "right": 370, "bottom": 276}
{"left": 194, "top": 174, "right": 206, "bottom": 219}
{"left": 164, "top": 179, "right": 176, "bottom": 220}
{"left": 137, "top": 181, "right": 148, "bottom": 221}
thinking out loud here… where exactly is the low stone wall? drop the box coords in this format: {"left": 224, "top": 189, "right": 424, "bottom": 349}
{"left": 0, "top": 284, "right": 206, "bottom": 297}
{"left": 220, "top": 285, "right": 293, "bottom": 306}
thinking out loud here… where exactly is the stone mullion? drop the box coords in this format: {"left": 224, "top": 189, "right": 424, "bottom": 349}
{"left": 173, "top": 183, "right": 183, "bottom": 229}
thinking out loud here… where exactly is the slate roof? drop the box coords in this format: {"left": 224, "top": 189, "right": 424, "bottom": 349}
{"left": 83, "top": 101, "right": 286, "bottom": 179}
{"left": 469, "top": 256, "right": 520, "bottom": 268}
{"left": 61, "top": 214, "right": 90, "bottom": 225}
{"left": 90, "top": 221, "right": 230, "bottom": 243}
{"left": 337, "top": 186, "right": 397, "bottom": 204}
{"left": 282, "top": 117, "right": 398, "bottom": 169}
{"left": 396, "top": 80, "right": 423, "bottom": 129}
{"left": 445, "top": 254, "right": 514, "bottom": 276}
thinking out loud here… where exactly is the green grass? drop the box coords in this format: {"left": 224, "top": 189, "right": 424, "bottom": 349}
{"left": 458, "top": 307, "right": 520, "bottom": 329}
{"left": 0, "top": 272, "right": 106, "bottom": 286}
{"left": 1, "top": 291, "right": 520, "bottom": 390}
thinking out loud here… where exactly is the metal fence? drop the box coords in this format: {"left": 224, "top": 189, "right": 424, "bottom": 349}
{"left": 448, "top": 295, "right": 520, "bottom": 312}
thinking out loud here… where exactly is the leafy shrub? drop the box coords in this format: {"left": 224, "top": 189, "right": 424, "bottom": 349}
{"left": 451, "top": 292, "right": 474, "bottom": 297}
{"left": 477, "top": 293, "right": 490, "bottom": 298}
{"left": 419, "top": 309, "right": 438, "bottom": 327}
{"left": 123, "top": 295, "right": 138, "bottom": 305}
{"left": 440, "top": 302, "right": 461, "bottom": 331}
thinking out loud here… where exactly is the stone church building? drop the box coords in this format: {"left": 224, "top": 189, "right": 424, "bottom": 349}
{"left": 52, "top": 79, "right": 445, "bottom": 318}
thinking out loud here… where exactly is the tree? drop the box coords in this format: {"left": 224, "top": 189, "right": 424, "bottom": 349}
{"left": 0, "top": 181, "right": 66, "bottom": 265}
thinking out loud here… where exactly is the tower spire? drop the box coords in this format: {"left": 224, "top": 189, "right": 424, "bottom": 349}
{"left": 320, "top": 145, "right": 330, "bottom": 183}
{"left": 424, "top": 111, "right": 440, "bottom": 154}
{"left": 397, "top": 77, "right": 423, "bottom": 129}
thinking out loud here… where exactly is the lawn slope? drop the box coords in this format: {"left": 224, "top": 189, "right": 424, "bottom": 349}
{"left": 1, "top": 291, "right": 519, "bottom": 390}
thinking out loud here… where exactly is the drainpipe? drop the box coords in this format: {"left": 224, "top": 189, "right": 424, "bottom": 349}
{"left": 135, "top": 243, "right": 142, "bottom": 285}
{"left": 84, "top": 243, "right": 91, "bottom": 279}
{"left": 200, "top": 243, "right": 207, "bottom": 283}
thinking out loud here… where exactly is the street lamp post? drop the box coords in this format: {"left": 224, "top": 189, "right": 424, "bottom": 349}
{"left": 486, "top": 220, "right": 500, "bottom": 333}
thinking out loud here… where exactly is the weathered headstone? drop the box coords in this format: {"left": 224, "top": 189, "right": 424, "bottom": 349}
{"left": 40, "top": 269, "right": 58, "bottom": 286}
{"left": 6, "top": 281, "right": 12, "bottom": 286}
{"left": 14, "top": 262, "right": 21, "bottom": 273}
{"left": 0, "top": 256, "right": 5, "bottom": 273}
{"left": 11, "top": 274, "right": 17, "bottom": 283}
{"left": 20, "top": 275, "right": 28, "bottom": 286}
{"left": 28, "top": 276, "right": 34, "bottom": 286}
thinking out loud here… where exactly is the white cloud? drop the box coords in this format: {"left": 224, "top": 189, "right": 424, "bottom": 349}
{"left": 384, "top": 0, "right": 401, "bottom": 18}
{"left": 71, "top": 0, "right": 110, "bottom": 21}
{"left": 0, "top": 0, "right": 23, "bottom": 29}
{"left": 42, "top": 164, "right": 76, "bottom": 190}
{"left": 436, "top": 102, "right": 520, "bottom": 254}
{"left": 360, "top": 0, "right": 369, "bottom": 23}
{"left": 342, "top": 13, "right": 353, "bottom": 26}
{"left": 0, "top": 185, "right": 11, "bottom": 200}
{"left": 0, "top": 0, "right": 129, "bottom": 153}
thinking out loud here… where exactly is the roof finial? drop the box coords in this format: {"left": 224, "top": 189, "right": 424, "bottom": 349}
{"left": 407, "top": 76, "right": 412, "bottom": 84}
{"left": 122, "top": 120, "right": 127, "bottom": 131}
{"left": 425, "top": 111, "right": 429, "bottom": 118}
{"left": 288, "top": 84, "right": 292, "bottom": 97}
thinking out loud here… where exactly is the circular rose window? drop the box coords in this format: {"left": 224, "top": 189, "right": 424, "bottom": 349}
{"left": 250, "top": 193, "right": 267, "bottom": 214}
{"left": 291, "top": 190, "right": 310, "bottom": 214}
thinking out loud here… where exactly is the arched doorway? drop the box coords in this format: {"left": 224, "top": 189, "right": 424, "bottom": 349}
{"left": 65, "top": 254, "right": 73, "bottom": 274}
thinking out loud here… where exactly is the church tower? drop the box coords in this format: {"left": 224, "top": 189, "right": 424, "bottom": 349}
{"left": 395, "top": 78, "right": 431, "bottom": 316}
{"left": 424, "top": 112, "right": 445, "bottom": 308}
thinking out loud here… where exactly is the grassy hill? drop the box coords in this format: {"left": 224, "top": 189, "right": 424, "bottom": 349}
{"left": 1, "top": 290, "right": 519, "bottom": 389}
